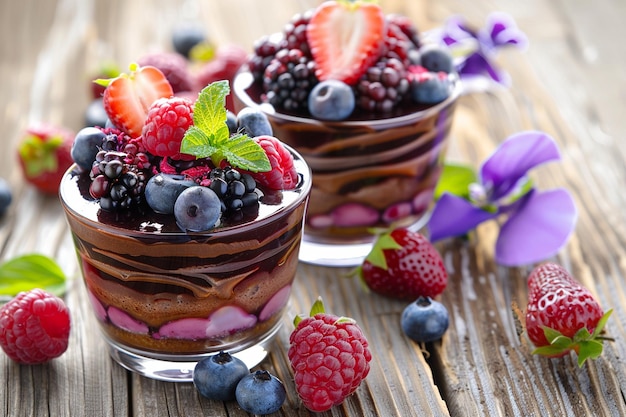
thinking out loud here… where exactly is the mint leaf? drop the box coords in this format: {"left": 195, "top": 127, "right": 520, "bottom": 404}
{"left": 0, "top": 254, "right": 66, "bottom": 299}
{"left": 180, "top": 81, "right": 270, "bottom": 172}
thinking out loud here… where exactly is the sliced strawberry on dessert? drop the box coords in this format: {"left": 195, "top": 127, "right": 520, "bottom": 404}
{"left": 17, "top": 123, "right": 75, "bottom": 195}
{"left": 306, "top": 0, "right": 385, "bottom": 85}
{"left": 354, "top": 228, "right": 448, "bottom": 300}
{"left": 525, "top": 263, "right": 613, "bottom": 366}
{"left": 98, "top": 63, "right": 173, "bottom": 138}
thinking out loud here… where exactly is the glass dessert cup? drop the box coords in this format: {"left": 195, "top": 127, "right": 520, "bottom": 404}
{"left": 233, "top": 70, "right": 461, "bottom": 267}
{"left": 60, "top": 147, "right": 311, "bottom": 382}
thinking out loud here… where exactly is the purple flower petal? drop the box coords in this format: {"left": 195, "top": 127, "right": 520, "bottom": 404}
{"left": 428, "top": 193, "right": 497, "bottom": 241}
{"left": 481, "top": 131, "right": 561, "bottom": 200}
{"left": 495, "top": 188, "right": 577, "bottom": 266}
{"left": 480, "top": 12, "right": 528, "bottom": 50}
{"left": 441, "top": 15, "right": 477, "bottom": 47}
{"left": 458, "top": 53, "right": 505, "bottom": 83}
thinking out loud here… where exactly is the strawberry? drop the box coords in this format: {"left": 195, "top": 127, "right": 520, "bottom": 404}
{"left": 99, "top": 63, "right": 173, "bottom": 138}
{"left": 306, "top": 0, "right": 386, "bottom": 85}
{"left": 288, "top": 298, "right": 371, "bottom": 412}
{"left": 354, "top": 228, "right": 448, "bottom": 300}
{"left": 17, "top": 123, "right": 75, "bottom": 195}
{"left": 525, "top": 263, "right": 612, "bottom": 366}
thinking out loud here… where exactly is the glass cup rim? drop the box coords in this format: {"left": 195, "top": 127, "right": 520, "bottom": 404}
{"left": 59, "top": 143, "right": 312, "bottom": 239}
{"left": 232, "top": 68, "right": 462, "bottom": 129}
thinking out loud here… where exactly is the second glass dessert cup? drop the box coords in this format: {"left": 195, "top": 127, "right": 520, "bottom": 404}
{"left": 60, "top": 146, "right": 311, "bottom": 382}
{"left": 234, "top": 70, "right": 461, "bottom": 267}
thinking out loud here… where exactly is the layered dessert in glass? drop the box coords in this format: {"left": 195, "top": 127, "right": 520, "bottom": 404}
{"left": 233, "top": 1, "right": 460, "bottom": 266}
{"left": 60, "top": 76, "right": 311, "bottom": 381}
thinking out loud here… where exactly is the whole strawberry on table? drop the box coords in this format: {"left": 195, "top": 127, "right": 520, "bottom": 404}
{"left": 525, "top": 262, "right": 612, "bottom": 366}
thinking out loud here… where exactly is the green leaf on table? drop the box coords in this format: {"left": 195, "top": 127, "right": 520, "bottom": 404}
{"left": 180, "top": 80, "right": 270, "bottom": 172}
{"left": 0, "top": 254, "right": 66, "bottom": 299}
{"left": 434, "top": 162, "right": 478, "bottom": 200}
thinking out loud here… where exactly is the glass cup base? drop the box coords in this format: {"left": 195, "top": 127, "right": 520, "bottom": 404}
{"left": 103, "top": 320, "right": 283, "bottom": 382}
{"left": 298, "top": 211, "right": 432, "bottom": 267}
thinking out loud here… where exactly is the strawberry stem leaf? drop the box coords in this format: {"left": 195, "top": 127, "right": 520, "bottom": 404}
{"left": 364, "top": 230, "right": 402, "bottom": 270}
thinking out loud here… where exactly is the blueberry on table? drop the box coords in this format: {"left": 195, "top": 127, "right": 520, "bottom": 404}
{"left": 235, "top": 370, "right": 286, "bottom": 415}
{"left": 401, "top": 296, "right": 449, "bottom": 343}
{"left": 308, "top": 79, "right": 355, "bottom": 121}
{"left": 0, "top": 178, "right": 12, "bottom": 216}
{"left": 193, "top": 351, "right": 249, "bottom": 401}
{"left": 171, "top": 25, "right": 207, "bottom": 59}
{"left": 174, "top": 186, "right": 222, "bottom": 232}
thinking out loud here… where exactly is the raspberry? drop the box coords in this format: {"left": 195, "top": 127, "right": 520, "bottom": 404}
{"left": 137, "top": 52, "right": 194, "bottom": 93}
{"left": 0, "top": 289, "right": 71, "bottom": 364}
{"left": 245, "top": 135, "right": 298, "bottom": 191}
{"left": 141, "top": 97, "right": 194, "bottom": 159}
{"left": 288, "top": 299, "right": 371, "bottom": 412}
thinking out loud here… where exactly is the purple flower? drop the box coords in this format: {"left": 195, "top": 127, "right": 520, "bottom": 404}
{"left": 438, "top": 12, "right": 528, "bottom": 86}
{"left": 428, "top": 131, "right": 577, "bottom": 266}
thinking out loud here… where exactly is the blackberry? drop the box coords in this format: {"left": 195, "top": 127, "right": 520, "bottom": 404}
{"left": 89, "top": 148, "right": 153, "bottom": 212}
{"left": 249, "top": 35, "right": 282, "bottom": 82}
{"left": 282, "top": 11, "right": 313, "bottom": 57}
{"left": 262, "top": 48, "right": 317, "bottom": 112}
{"left": 354, "top": 58, "right": 410, "bottom": 113}
{"left": 207, "top": 167, "right": 259, "bottom": 215}
{"left": 382, "top": 22, "right": 418, "bottom": 65}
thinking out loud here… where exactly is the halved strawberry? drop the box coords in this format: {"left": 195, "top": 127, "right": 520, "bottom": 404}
{"left": 306, "top": 0, "right": 386, "bottom": 85}
{"left": 98, "top": 64, "right": 173, "bottom": 138}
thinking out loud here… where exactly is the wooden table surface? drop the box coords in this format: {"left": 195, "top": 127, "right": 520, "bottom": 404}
{"left": 1, "top": 0, "right": 626, "bottom": 416}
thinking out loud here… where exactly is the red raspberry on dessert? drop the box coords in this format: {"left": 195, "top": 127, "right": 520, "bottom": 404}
{"left": 0, "top": 289, "right": 71, "bottom": 364}
{"left": 243, "top": 135, "right": 298, "bottom": 190}
{"left": 288, "top": 298, "right": 371, "bottom": 412}
{"left": 142, "top": 96, "right": 195, "bottom": 159}
{"left": 17, "top": 123, "right": 75, "bottom": 195}
{"left": 354, "top": 228, "right": 448, "bottom": 300}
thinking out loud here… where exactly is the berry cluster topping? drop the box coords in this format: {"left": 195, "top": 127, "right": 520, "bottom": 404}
{"left": 246, "top": 0, "right": 456, "bottom": 120}
{"left": 75, "top": 66, "right": 299, "bottom": 233}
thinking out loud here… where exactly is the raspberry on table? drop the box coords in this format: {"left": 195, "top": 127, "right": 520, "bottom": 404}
{"left": 288, "top": 298, "right": 372, "bottom": 412}
{"left": 0, "top": 289, "right": 71, "bottom": 364}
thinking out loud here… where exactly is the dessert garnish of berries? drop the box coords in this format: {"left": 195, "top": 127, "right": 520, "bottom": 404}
{"left": 73, "top": 63, "right": 297, "bottom": 232}
{"left": 0, "top": 288, "right": 71, "bottom": 364}
{"left": 247, "top": 0, "right": 456, "bottom": 121}
{"left": 524, "top": 263, "right": 613, "bottom": 366}
{"left": 353, "top": 227, "right": 448, "bottom": 300}
{"left": 287, "top": 297, "right": 372, "bottom": 412}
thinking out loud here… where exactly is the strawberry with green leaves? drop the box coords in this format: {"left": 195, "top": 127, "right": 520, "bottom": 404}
{"left": 525, "top": 263, "right": 612, "bottom": 366}
{"left": 17, "top": 123, "right": 75, "bottom": 195}
{"left": 97, "top": 63, "right": 173, "bottom": 138}
{"left": 354, "top": 228, "right": 448, "bottom": 300}
{"left": 306, "top": 0, "right": 386, "bottom": 85}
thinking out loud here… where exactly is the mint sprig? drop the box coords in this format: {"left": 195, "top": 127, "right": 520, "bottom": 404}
{"left": 180, "top": 80, "right": 271, "bottom": 172}
{"left": 0, "top": 254, "right": 67, "bottom": 300}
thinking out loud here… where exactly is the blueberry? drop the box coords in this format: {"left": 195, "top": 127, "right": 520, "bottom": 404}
{"left": 71, "top": 127, "right": 106, "bottom": 170}
{"left": 0, "top": 178, "right": 12, "bottom": 216}
{"left": 193, "top": 351, "right": 249, "bottom": 401}
{"left": 411, "top": 73, "right": 452, "bottom": 104}
{"left": 145, "top": 173, "right": 196, "bottom": 214}
{"left": 401, "top": 296, "right": 449, "bottom": 343}
{"left": 171, "top": 25, "right": 207, "bottom": 58}
{"left": 235, "top": 370, "right": 286, "bottom": 415}
{"left": 226, "top": 110, "right": 238, "bottom": 135}
{"left": 418, "top": 44, "right": 454, "bottom": 74}
{"left": 308, "top": 79, "right": 355, "bottom": 121}
{"left": 236, "top": 107, "right": 273, "bottom": 137}
{"left": 174, "top": 186, "right": 221, "bottom": 231}
{"left": 84, "top": 98, "right": 109, "bottom": 128}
